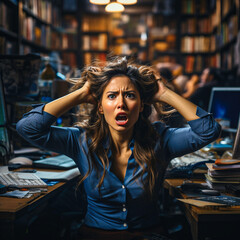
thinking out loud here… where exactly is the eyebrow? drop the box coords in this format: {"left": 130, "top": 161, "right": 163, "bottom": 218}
{"left": 106, "top": 90, "right": 137, "bottom": 94}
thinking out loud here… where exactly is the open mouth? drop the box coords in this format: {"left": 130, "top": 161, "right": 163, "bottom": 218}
{"left": 116, "top": 113, "right": 128, "bottom": 126}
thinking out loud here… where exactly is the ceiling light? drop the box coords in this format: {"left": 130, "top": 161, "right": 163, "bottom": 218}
{"left": 117, "top": 0, "right": 137, "bottom": 5}
{"left": 105, "top": 2, "right": 125, "bottom": 12}
{"left": 90, "top": 0, "right": 110, "bottom": 5}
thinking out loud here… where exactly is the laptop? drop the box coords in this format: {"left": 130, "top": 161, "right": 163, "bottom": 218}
{"left": 232, "top": 121, "right": 240, "bottom": 160}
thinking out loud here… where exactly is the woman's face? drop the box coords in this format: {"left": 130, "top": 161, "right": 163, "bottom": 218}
{"left": 99, "top": 75, "right": 143, "bottom": 136}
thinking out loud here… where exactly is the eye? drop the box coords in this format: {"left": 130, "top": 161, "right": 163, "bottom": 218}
{"left": 107, "top": 94, "right": 116, "bottom": 99}
{"left": 126, "top": 92, "right": 136, "bottom": 99}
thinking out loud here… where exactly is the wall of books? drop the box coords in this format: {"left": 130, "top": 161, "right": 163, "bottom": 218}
{"left": 81, "top": 13, "right": 110, "bottom": 65}
{"left": 0, "top": 0, "right": 18, "bottom": 54}
{"left": 180, "top": 0, "right": 240, "bottom": 75}
{"left": 0, "top": 0, "right": 62, "bottom": 55}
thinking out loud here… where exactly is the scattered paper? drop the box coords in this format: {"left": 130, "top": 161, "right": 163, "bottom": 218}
{"left": 178, "top": 198, "right": 225, "bottom": 207}
{"left": 0, "top": 190, "right": 30, "bottom": 198}
{"left": 35, "top": 168, "right": 80, "bottom": 181}
{"left": 0, "top": 166, "right": 9, "bottom": 174}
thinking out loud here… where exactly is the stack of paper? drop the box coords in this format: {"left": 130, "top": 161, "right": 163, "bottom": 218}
{"left": 205, "top": 159, "right": 240, "bottom": 190}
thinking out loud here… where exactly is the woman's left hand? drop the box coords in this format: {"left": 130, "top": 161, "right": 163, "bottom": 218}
{"left": 153, "top": 80, "right": 168, "bottom": 102}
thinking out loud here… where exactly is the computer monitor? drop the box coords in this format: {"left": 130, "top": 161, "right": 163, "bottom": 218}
{"left": 208, "top": 87, "right": 240, "bottom": 131}
{"left": 0, "top": 53, "right": 41, "bottom": 99}
{"left": 0, "top": 70, "right": 12, "bottom": 163}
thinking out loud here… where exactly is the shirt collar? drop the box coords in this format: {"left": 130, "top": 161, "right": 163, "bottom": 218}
{"left": 103, "top": 136, "right": 135, "bottom": 164}
{"left": 103, "top": 136, "right": 135, "bottom": 150}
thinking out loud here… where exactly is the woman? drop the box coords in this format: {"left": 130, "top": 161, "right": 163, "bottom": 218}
{"left": 17, "top": 57, "right": 221, "bottom": 239}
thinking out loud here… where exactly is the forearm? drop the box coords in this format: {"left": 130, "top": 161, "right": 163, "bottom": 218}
{"left": 43, "top": 88, "right": 87, "bottom": 117}
{"left": 159, "top": 88, "right": 199, "bottom": 121}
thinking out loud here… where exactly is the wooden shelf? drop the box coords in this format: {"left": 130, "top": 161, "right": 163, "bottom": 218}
{"left": 218, "top": 37, "right": 237, "bottom": 52}
{"left": 21, "top": 38, "right": 51, "bottom": 53}
{"left": 0, "top": 27, "right": 18, "bottom": 40}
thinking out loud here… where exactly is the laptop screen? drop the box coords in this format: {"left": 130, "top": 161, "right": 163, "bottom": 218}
{"left": 233, "top": 121, "right": 240, "bottom": 159}
{"left": 208, "top": 87, "right": 240, "bottom": 130}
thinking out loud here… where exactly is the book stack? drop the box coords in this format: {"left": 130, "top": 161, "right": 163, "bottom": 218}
{"left": 205, "top": 159, "right": 240, "bottom": 191}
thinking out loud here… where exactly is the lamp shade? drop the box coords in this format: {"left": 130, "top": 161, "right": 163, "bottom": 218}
{"left": 105, "top": 2, "right": 125, "bottom": 12}
{"left": 117, "top": 0, "right": 137, "bottom": 4}
{"left": 90, "top": 0, "right": 110, "bottom": 5}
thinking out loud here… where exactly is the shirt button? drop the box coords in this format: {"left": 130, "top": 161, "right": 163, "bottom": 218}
{"left": 122, "top": 185, "right": 125, "bottom": 189}
{"left": 123, "top": 208, "right": 126, "bottom": 212}
{"left": 123, "top": 223, "right": 127, "bottom": 227}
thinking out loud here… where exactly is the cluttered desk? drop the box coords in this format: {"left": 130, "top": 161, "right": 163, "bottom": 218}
{"left": 164, "top": 121, "right": 240, "bottom": 240}
{"left": 0, "top": 66, "right": 84, "bottom": 240}
{"left": 0, "top": 155, "right": 81, "bottom": 240}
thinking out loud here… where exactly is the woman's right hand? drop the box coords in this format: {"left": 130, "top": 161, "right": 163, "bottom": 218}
{"left": 80, "top": 80, "right": 96, "bottom": 104}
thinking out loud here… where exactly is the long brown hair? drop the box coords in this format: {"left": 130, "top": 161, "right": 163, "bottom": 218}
{"left": 69, "top": 57, "right": 168, "bottom": 195}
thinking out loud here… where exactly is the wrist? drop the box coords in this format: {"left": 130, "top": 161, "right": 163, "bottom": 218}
{"left": 158, "top": 88, "right": 173, "bottom": 103}
{"left": 76, "top": 88, "right": 88, "bottom": 104}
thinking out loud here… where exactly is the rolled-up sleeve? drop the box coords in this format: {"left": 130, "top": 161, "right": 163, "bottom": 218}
{"left": 16, "top": 104, "right": 82, "bottom": 157}
{"left": 154, "top": 107, "right": 222, "bottom": 160}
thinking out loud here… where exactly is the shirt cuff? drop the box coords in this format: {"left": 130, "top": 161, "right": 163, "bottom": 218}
{"left": 188, "top": 107, "right": 217, "bottom": 134}
{"left": 23, "top": 103, "right": 46, "bottom": 116}
{"left": 195, "top": 106, "right": 211, "bottom": 118}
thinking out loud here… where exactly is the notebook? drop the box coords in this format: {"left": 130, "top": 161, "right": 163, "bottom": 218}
{"left": 33, "top": 155, "right": 77, "bottom": 170}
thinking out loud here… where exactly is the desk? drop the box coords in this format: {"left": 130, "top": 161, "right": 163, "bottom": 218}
{"left": 0, "top": 172, "right": 79, "bottom": 240}
{"left": 164, "top": 179, "right": 240, "bottom": 240}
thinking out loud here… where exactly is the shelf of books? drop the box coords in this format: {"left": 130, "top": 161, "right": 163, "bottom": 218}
{"left": 0, "top": 0, "right": 63, "bottom": 56}
{"left": 210, "top": 0, "right": 239, "bottom": 72}
{"left": 19, "top": 0, "right": 62, "bottom": 54}
{"left": 0, "top": 0, "right": 19, "bottom": 54}
{"left": 109, "top": 13, "right": 151, "bottom": 62}
{"left": 60, "top": 12, "right": 78, "bottom": 68}
{"left": 81, "top": 14, "right": 111, "bottom": 66}
{"left": 179, "top": 0, "right": 213, "bottom": 75}
{"left": 149, "top": 12, "right": 179, "bottom": 64}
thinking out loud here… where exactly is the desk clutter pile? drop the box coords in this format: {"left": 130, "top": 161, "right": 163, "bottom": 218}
{"left": 175, "top": 158, "right": 240, "bottom": 208}
{"left": 206, "top": 159, "right": 240, "bottom": 194}
{"left": 165, "top": 149, "right": 217, "bottom": 179}
{"left": 0, "top": 160, "right": 80, "bottom": 199}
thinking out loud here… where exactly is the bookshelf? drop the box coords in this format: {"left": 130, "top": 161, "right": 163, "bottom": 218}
{"left": 0, "top": 0, "right": 62, "bottom": 57}
{"left": 179, "top": 0, "right": 239, "bottom": 81}
{"left": 149, "top": 8, "right": 180, "bottom": 65}
{"left": 19, "top": 0, "right": 62, "bottom": 55}
{"left": 218, "top": 0, "right": 239, "bottom": 72}
{"left": 60, "top": 0, "right": 80, "bottom": 68}
{"left": 109, "top": 13, "right": 151, "bottom": 63}
{"left": 81, "top": 13, "right": 110, "bottom": 66}
{"left": 179, "top": 0, "right": 213, "bottom": 75}
{"left": 0, "top": 0, "right": 19, "bottom": 54}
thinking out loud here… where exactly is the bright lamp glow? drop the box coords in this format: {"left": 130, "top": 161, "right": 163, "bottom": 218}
{"left": 105, "top": 2, "right": 125, "bottom": 12}
{"left": 90, "top": 0, "right": 110, "bottom": 5}
{"left": 117, "top": 0, "right": 137, "bottom": 4}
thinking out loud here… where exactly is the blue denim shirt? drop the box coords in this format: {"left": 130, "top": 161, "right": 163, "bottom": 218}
{"left": 16, "top": 105, "right": 221, "bottom": 230}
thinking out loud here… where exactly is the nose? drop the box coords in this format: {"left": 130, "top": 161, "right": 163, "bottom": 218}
{"left": 117, "top": 95, "right": 126, "bottom": 109}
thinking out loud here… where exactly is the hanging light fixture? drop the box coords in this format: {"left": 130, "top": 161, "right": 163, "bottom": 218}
{"left": 105, "top": 1, "right": 125, "bottom": 12}
{"left": 117, "top": 0, "right": 137, "bottom": 5}
{"left": 90, "top": 0, "right": 110, "bottom": 5}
